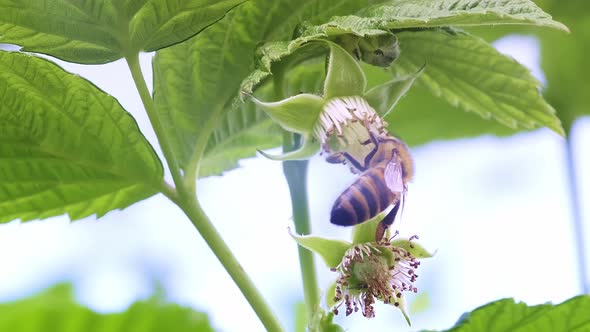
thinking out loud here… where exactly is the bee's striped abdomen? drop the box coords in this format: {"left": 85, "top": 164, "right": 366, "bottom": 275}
{"left": 330, "top": 167, "right": 395, "bottom": 226}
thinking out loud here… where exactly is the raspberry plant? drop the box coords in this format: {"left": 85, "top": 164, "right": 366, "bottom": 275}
{"left": 1, "top": 1, "right": 588, "bottom": 331}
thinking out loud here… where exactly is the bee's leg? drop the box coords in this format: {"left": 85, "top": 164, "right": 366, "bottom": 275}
{"left": 363, "top": 118, "right": 381, "bottom": 145}
{"left": 359, "top": 119, "right": 381, "bottom": 166}
{"left": 375, "top": 201, "right": 401, "bottom": 242}
{"left": 341, "top": 152, "right": 367, "bottom": 171}
{"left": 359, "top": 138, "right": 372, "bottom": 145}
{"left": 325, "top": 152, "right": 345, "bottom": 164}
{"left": 363, "top": 145, "right": 379, "bottom": 167}
{"left": 325, "top": 151, "right": 368, "bottom": 171}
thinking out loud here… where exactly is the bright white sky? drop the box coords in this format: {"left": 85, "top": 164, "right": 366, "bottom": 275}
{"left": 0, "top": 36, "right": 588, "bottom": 332}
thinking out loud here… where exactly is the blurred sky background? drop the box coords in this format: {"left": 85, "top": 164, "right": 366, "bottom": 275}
{"left": 0, "top": 35, "right": 588, "bottom": 332}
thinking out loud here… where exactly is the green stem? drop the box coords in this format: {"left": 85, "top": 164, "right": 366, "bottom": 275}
{"left": 178, "top": 197, "right": 286, "bottom": 332}
{"left": 125, "top": 53, "right": 185, "bottom": 192}
{"left": 126, "top": 53, "right": 285, "bottom": 331}
{"left": 282, "top": 133, "right": 320, "bottom": 320}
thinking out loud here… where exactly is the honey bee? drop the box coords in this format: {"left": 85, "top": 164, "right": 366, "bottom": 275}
{"left": 327, "top": 125, "right": 414, "bottom": 242}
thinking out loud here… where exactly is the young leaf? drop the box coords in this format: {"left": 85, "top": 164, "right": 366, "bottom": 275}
{"left": 0, "top": 51, "right": 163, "bottom": 223}
{"left": 0, "top": 0, "right": 244, "bottom": 64}
{"left": 358, "top": 0, "right": 568, "bottom": 31}
{"left": 390, "top": 29, "right": 564, "bottom": 136}
{"left": 440, "top": 295, "right": 590, "bottom": 332}
{"left": 0, "top": 284, "right": 215, "bottom": 332}
{"left": 153, "top": 0, "right": 395, "bottom": 177}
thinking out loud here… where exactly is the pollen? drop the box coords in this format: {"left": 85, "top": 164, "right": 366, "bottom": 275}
{"left": 315, "top": 96, "right": 389, "bottom": 173}
{"left": 332, "top": 242, "right": 420, "bottom": 318}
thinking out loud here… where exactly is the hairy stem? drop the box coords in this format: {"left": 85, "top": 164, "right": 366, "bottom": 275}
{"left": 564, "top": 126, "right": 589, "bottom": 293}
{"left": 127, "top": 53, "right": 285, "bottom": 331}
{"left": 283, "top": 133, "right": 320, "bottom": 320}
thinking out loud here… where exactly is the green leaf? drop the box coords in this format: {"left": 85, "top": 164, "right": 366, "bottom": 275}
{"left": 153, "top": 0, "right": 395, "bottom": 177}
{"left": 323, "top": 41, "right": 366, "bottom": 99}
{"left": 130, "top": 0, "right": 246, "bottom": 53}
{"left": 464, "top": 4, "right": 590, "bottom": 135}
{"left": 361, "top": 61, "right": 521, "bottom": 144}
{"left": 358, "top": 0, "right": 568, "bottom": 31}
{"left": 0, "top": 0, "right": 244, "bottom": 64}
{"left": 291, "top": 233, "right": 351, "bottom": 269}
{"left": 0, "top": 284, "right": 214, "bottom": 332}
{"left": 439, "top": 295, "right": 590, "bottom": 332}
{"left": 364, "top": 67, "right": 423, "bottom": 117}
{"left": 237, "top": 1, "right": 567, "bottom": 154}
{"left": 386, "top": 84, "right": 520, "bottom": 146}
{"left": 0, "top": 51, "right": 162, "bottom": 223}
{"left": 390, "top": 238, "right": 435, "bottom": 258}
{"left": 199, "top": 102, "right": 282, "bottom": 177}
{"left": 537, "top": 16, "right": 590, "bottom": 132}
{"left": 390, "top": 29, "right": 564, "bottom": 136}
{"left": 241, "top": 42, "right": 327, "bottom": 95}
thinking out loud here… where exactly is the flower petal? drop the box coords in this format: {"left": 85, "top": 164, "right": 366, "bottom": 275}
{"left": 364, "top": 66, "right": 424, "bottom": 117}
{"left": 323, "top": 41, "right": 366, "bottom": 99}
{"left": 391, "top": 238, "right": 436, "bottom": 258}
{"left": 257, "top": 135, "right": 319, "bottom": 161}
{"left": 291, "top": 232, "right": 351, "bottom": 269}
{"left": 250, "top": 93, "right": 325, "bottom": 134}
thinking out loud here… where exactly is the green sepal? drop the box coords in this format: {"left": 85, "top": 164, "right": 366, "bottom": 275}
{"left": 364, "top": 66, "right": 424, "bottom": 117}
{"left": 257, "top": 135, "right": 319, "bottom": 161}
{"left": 391, "top": 238, "right": 436, "bottom": 258}
{"left": 323, "top": 41, "right": 366, "bottom": 99}
{"left": 309, "top": 308, "right": 345, "bottom": 332}
{"left": 290, "top": 232, "right": 351, "bottom": 268}
{"left": 325, "top": 280, "right": 338, "bottom": 309}
{"left": 351, "top": 212, "right": 385, "bottom": 244}
{"left": 249, "top": 93, "right": 324, "bottom": 134}
{"left": 393, "top": 295, "right": 412, "bottom": 326}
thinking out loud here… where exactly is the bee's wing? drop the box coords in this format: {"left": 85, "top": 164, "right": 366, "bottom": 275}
{"left": 384, "top": 158, "right": 404, "bottom": 193}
